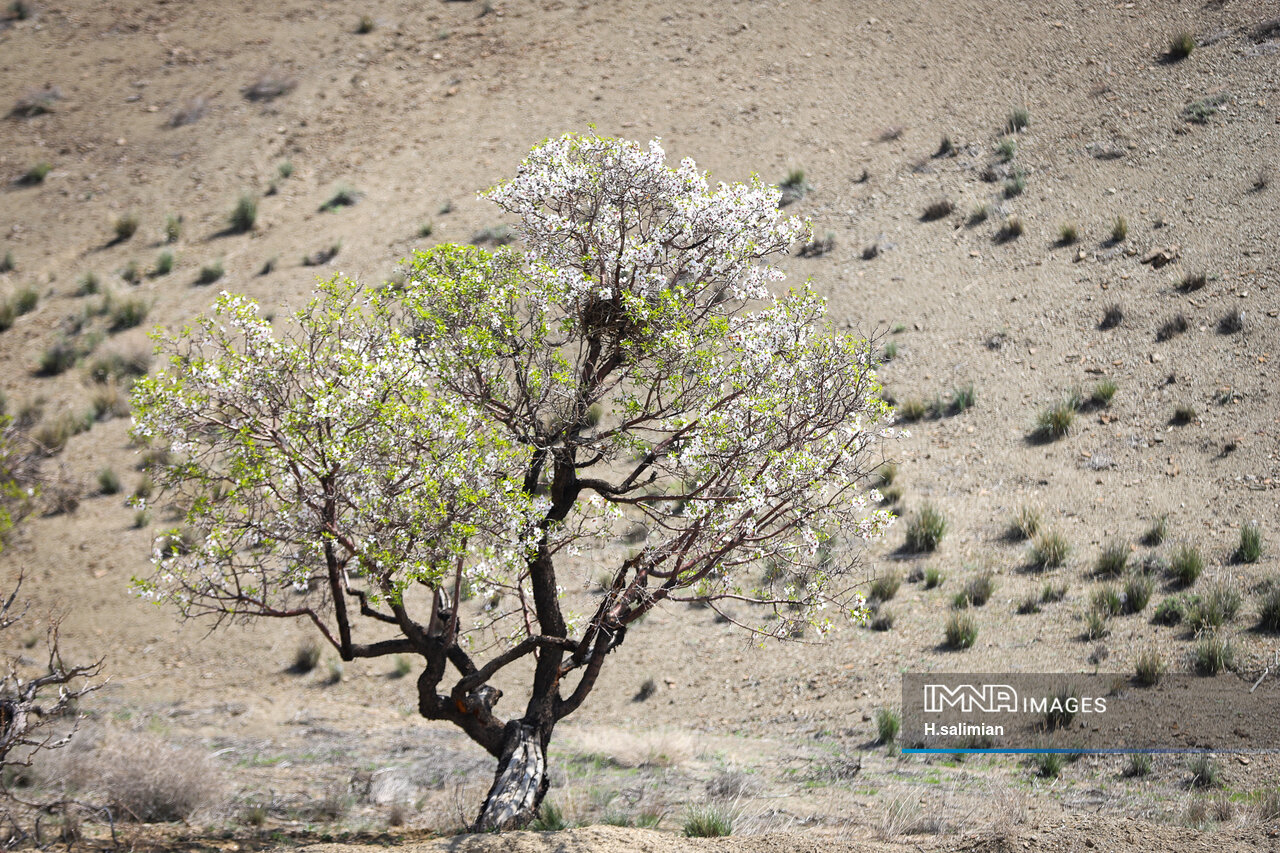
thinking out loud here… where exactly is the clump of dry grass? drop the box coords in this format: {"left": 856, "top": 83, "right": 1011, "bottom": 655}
{"left": 40, "top": 728, "right": 225, "bottom": 822}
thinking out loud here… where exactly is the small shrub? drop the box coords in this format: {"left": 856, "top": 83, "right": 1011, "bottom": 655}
{"left": 798, "top": 231, "right": 836, "bottom": 258}
{"left": 109, "top": 297, "right": 149, "bottom": 332}
{"left": 197, "top": 261, "right": 225, "bottom": 285}
{"left": 935, "top": 135, "right": 956, "bottom": 157}
{"left": 392, "top": 656, "right": 412, "bottom": 678}
{"left": 1143, "top": 515, "right": 1169, "bottom": 546}
{"left": 1091, "top": 585, "right": 1123, "bottom": 617}
{"left": 1156, "top": 313, "right": 1188, "bottom": 342}
{"left": 1034, "top": 752, "right": 1064, "bottom": 778}
{"left": 1085, "top": 608, "right": 1110, "bottom": 640}
{"left": 778, "top": 169, "right": 809, "bottom": 207}
{"left": 168, "top": 95, "right": 207, "bottom": 128}
{"left": 229, "top": 194, "right": 257, "bottom": 233}
{"left": 869, "top": 570, "right": 901, "bottom": 603}
{"left": 968, "top": 204, "right": 990, "bottom": 225}
{"left": 949, "top": 384, "right": 975, "bottom": 413}
{"left": 1169, "top": 31, "right": 1196, "bottom": 60}
{"left": 97, "top": 468, "right": 122, "bottom": 495}
{"left": 10, "top": 85, "right": 61, "bottom": 118}
{"left": 153, "top": 251, "right": 174, "bottom": 277}
{"left": 996, "top": 214, "right": 1024, "bottom": 242}
{"left": 897, "top": 398, "right": 927, "bottom": 422}
{"left": 113, "top": 213, "right": 139, "bottom": 243}
{"left": 14, "top": 285, "right": 38, "bottom": 315}
{"left": 1035, "top": 401, "right": 1075, "bottom": 439}
{"left": 904, "top": 503, "right": 946, "bottom": 552}
{"left": 1124, "top": 574, "right": 1154, "bottom": 614}
{"left": 996, "top": 137, "right": 1017, "bottom": 162}
{"left": 1153, "top": 596, "right": 1185, "bottom": 626}
{"left": 1017, "top": 594, "right": 1041, "bottom": 615}
{"left": 944, "top": 611, "right": 978, "bottom": 649}
{"left": 962, "top": 572, "right": 996, "bottom": 607}
{"left": 683, "top": 804, "right": 733, "bottom": 837}
{"left": 120, "top": 260, "right": 141, "bottom": 285}
{"left": 1006, "top": 107, "right": 1030, "bottom": 133}
{"left": 1186, "top": 582, "right": 1241, "bottom": 631}
{"left": 1187, "top": 754, "right": 1220, "bottom": 788}
{"left": 1170, "top": 544, "right": 1204, "bottom": 586}
{"left": 1100, "top": 303, "right": 1123, "bottom": 330}
{"left": 923, "top": 567, "right": 944, "bottom": 589}
{"left": 18, "top": 161, "right": 51, "bottom": 185}
{"left": 164, "top": 215, "right": 182, "bottom": 244}
{"left": 243, "top": 69, "right": 297, "bottom": 101}
{"left": 1217, "top": 309, "right": 1245, "bottom": 334}
{"left": 1110, "top": 215, "right": 1128, "bottom": 243}
{"left": 1030, "top": 531, "right": 1070, "bottom": 569}
{"left": 1135, "top": 648, "right": 1164, "bottom": 686}
{"left": 1235, "top": 521, "right": 1263, "bottom": 564}
{"left": 303, "top": 243, "right": 342, "bottom": 266}
{"left": 1057, "top": 223, "right": 1079, "bottom": 245}
{"left": 1192, "top": 635, "right": 1234, "bottom": 675}
{"left": 921, "top": 199, "right": 954, "bottom": 221}
{"left": 357, "top": 14, "right": 375, "bottom": 33}
{"left": 1125, "top": 752, "right": 1153, "bottom": 777}
{"left": 1171, "top": 403, "right": 1197, "bottom": 425}
{"left": 0, "top": 251, "right": 13, "bottom": 273}
{"left": 291, "top": 642, "right": 321, "bottom": 674}
{"left": 1178, "top": 271, "right": 1207, "bottom": 292}
{"left": 875, "top": 707, "right": 900, "bottom": 745}
{"left": 1003, "top": 170, "right": 1027, "bottom": 198}
{"left": 1095, "top": 542, "right": 1129, "bottom": 578}
{"left": 320, "top": 185, "right": 360, "bottom": 212}
{"left": 1090, "top": 380, "right": 1117, "bottom": 407}
{"left": 1010, "top": 505, "right": 1041, "bottom": 540}
{"left": 1041, "top": 582, "right": 1067, "bottom": 603}
{"left": 326, "top": 659, "right": 344, "bottom": 685}
{"left": 1257, "top": 582, "right": 1280, "bottom": 632}
{"left": 38, "top": 337, "right": 85, "bottom": 376}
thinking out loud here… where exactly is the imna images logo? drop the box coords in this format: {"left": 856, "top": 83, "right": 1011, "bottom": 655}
{"left": 923, "top": 683, "right": 1018, "bottom": 713}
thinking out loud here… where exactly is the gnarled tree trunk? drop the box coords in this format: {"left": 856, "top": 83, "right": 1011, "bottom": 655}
{"left": 472, "top": 721, "right": 549, "bottom": 832}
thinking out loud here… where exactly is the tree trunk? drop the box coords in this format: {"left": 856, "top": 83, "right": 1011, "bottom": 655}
{"left": 472, "top": 721, "right": 548, "bottom": 832}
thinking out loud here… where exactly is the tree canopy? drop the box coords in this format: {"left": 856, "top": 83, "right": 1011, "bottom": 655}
{"left": 131, "top": 133, "right": 896, "bottom": 830}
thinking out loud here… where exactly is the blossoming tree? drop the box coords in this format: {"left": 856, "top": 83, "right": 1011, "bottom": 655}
{"left": 131, "top": 133, "right": 895, "bottom": 831}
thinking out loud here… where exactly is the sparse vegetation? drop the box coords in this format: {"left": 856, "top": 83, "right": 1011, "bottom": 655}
{"left": 996, "top": 137, "right": 1017, "bottom": 162}
{"left": 357, "top": 14, "right": 375, "bottom": 33}
{"left": 1185, "top": 582, "right": 1242, "bottom": 631}
{"left": 1085, "top": 607, "right": 1110, "bottom": 640}
{"left": 968, "top": 204, "right": 990, "bottom": 225}
{"left": 153, "top": 251, "right": 175, "bottom": 276}
{"left": 1156, "top": 313, "right": 1188, "bottom": 342}
{"left": 1034, "top": 752, "right": 1064, "bottom": 778}
{"left": 0, "top": 251, "right": 13, "bottom": 274}
{"left": 875, "top": 707, "right": 900, "bottom": 745}
{"left": 1029, "top": 530, "right": 1070, "bottom": 570}
{"left": 14, "top": 285, "right": 38, "bottom": 315}
{"left": 1170, "top": 543, "right": 1204, "bottom": 586}
{"left": 1217, "top": 309, "right": 1245, "bottom": 334}
{"left": 291, "top": 642, "right": 321, "bottom": 674}
{"left": 1171, "top": 403, "right": 1197, "bottom": 425}
{"left": 904, "top": 503, "right": 947, "bottom": 552}
{"left": 197, "top": 260, "right": 225, "bottom": 285}
{"left": 778, "top": 168, "right": 809, "bottom": 207}
{"left": 229, "top": 193, "right": 257, "bottom": 233}
{"left": 949, "top": 384, "right": 975, "bottom": 413}
{"left": 1125, "top": 752, "right": 1153, "bottom": 777}
{"left": 1178, "top": 271, "right": 1207, "bottom": 292}
{"left": 113, "top": 213, "right": 140, "bottom": 243}
{"left": 1017, "top": 594, "right": 1041, "bottom": 615}
{"left": 1035, "top": 400, "right": 1076, "bottom": 439}
{"left": 109, "top": 296, "right": 150, "bottom": 332}
{"left": 996, "top": 214, "right": 1024, "bottom": 242}
{"left": 243, "top": 69, "right": 297, "bottom": 101}
{"left": 870, "top": 608, "right": 894, "bottom": 631}
{"left": 18, "top": 161, "right": 51, "bottom": 185}
{"left": 1006, "top": 106, "right": 1030, "bottom": 133}
{"left": 164, "top": 215, "right": 182, "bottom": 244}
{"left": 921, "top": 199, "right": 954, "bottom": 221}
{"left": 1135, "top": 648, "right": 1164, "bottom": 686}
{"left": 683, "top": 804, "right": 734, "bottom": 837}
{"left": 1187, "top": 754, "right": 1220, "bottom": 788}
{"left": 1234, "top": 521, "right": 1263, "bottom": 563}
{"left": 897, "top": 398, "right": 927, "bottom": 422}
{"left": 1153, "top": 596, "right": 1185, "bottom": 625}
{"left": 1011, "top": 505, "right": 1041, "bottom": 540}
{"left": 1095, "top": 542, "right": 1129, "bottom": 578}
{"left": 1090, "top": 380, "right": 1117, "bottom": 407}
{"left": 960, "top": 571, "right": 996, "bottom": 607}
{"left": 1257, "top": 580, "right": 1280, "bottom": 632}
{"left": 97, "top": 468, "right": 122, "bottom": 495}
{"left": 1192, "top": 634, "right": 1234, "bottom": 675}
{"left": 1003, "top": 170, "right": 1027, "bottom": 198}
{"left": 1091, "top": 585, "right": 1123, "bottom": 617}
{"left": 1124, "top": 574, "right": 1154, "bottom": 614}
{"left": 320, "top": 184, "right": 360, "bottom": 212}
{"left": 1110, "top": 215, "right": 1128, "bottom": 243}
{"left": 869, "top": 570, "right": 901, "bottom": 603}
{"left": 923, "top": 567, "right": 944, "bottom": 589}
{"left": 1100, "top": 303, "right": 1123, "bottom": 330}
{"left": 1169, "top": 31, "right": 1196, "bottom": 60}
{"left": 1183, "top": 93, "right": 1228, "bottom": 124}
{"left": 944, "top": 611, "right": 978, "bottom": 649}
{"left": 1143, "top": 514, "right": 1169, "bottom": 546}
{"left": 1057, "top": 223, "right": 1079, "bottom": 245}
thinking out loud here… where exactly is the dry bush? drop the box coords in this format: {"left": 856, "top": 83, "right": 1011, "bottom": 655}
{"left": 243, "top": 70, "right": 297, "bottom": 102}
{"left": 41, "top": 728, "right": 225, "bottom": 822}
